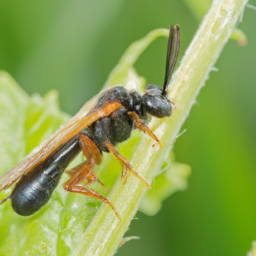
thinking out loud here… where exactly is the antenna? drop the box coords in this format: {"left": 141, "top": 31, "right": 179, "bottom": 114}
{"left": 162, "top": 24, "right": 180, "bottom": 95}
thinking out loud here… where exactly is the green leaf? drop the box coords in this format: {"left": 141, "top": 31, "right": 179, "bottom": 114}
{"left": 0, "top": 71, "right": 70, "bottom": 256}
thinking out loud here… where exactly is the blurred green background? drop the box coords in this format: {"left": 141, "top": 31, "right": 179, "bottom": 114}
{"left": 0, "top": 0, "right": 255, "bottom": 255}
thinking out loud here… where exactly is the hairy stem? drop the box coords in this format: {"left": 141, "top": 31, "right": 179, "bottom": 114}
{"left": 72, "top": 0, "right": 248, "bottom": 255}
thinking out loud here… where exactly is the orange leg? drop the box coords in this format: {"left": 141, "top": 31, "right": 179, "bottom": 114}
{"left": 64, "top": 158, "right": 94, "bottom": 186}
{"left": 66, "top": 132, "right": 102, "bottom": 182}
{"left": 66, "top": 161, "right": 86, "bottom": 177}
{"left": 84, "top": 171, "right": 108, "bottom": 189}
{"left": 66, "top": 161, "right": 107, "bottom": 189}
{"left": 63, "top": 133, "right": 119, "bottom": 218}
{"left": 63, "top": 160, "right": 119, "bottom": 218}
{"left": 105, "top": 141, "right": 152, "bottom": 189}
{"left": 78, "top": 133, "right": 106, "bottom": 188}
{"left": 79, "top": 133, "right": 103, "bottom": 165}
{"left": 128, "top": 111, "right": 162, "bottom": 148}
{"left": 66, "top": 132, "right": 102, "bottom": 176}
{"left": 64, "top": 184, "right": 120, "bottom": 219}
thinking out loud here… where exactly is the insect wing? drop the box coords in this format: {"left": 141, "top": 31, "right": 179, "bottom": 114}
{"left": 0, "top": 86, "right": 121, "bottom": 192}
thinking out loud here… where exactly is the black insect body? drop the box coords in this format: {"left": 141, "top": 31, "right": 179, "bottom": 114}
{"left": 11, "top": 137, "right": 80, "bottom": 216}
{"left": 0, "top": 25, "right": 180, "bottom": 217}
{"left": 86, "top": 86, "right": 136, "bottom": 152}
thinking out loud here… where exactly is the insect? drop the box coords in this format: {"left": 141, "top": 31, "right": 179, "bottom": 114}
{"left": 0, "top": 25, "right": 180, "bottom": 218}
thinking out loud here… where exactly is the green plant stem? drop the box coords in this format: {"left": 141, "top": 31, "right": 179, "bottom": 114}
{"left": 183, "top": 0, "right": 247, "bottom": 46}
{"left": 72, "top": 0, "right": 248, "bottom": 255}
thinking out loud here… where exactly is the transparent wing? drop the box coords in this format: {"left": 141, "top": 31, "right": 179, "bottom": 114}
{"left": 0, "top": 86, "right": 121, "bottom": 192}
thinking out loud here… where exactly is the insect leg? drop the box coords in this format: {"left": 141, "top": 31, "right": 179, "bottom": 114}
{"left": 64, "top": 133, "right": 95, "bottom": 185}
{"left": 128, "top": 111, "right": 162, "bottom": 148}
{"left": 79, "top": 132, "right": 103, "bottom": 165}
{"left": 63, "top": 162, "right": 119, "bottom": 218}
{"left": 66, "top": 161, "right": 85, "bottom": 176}
{"left": 105, "top": 141, "right": 152, "bottom": 189}
{"left": 79, "top": 132, "right": 106, "bottom": 188}
{"left": 64, "top": 164, "right": 119, "bottom": 217}
{"left": 64, "top": 183, "right": 120, "bottom": 219}
{"left": 66, "top": 161, "right": 106, "bottom": 188}
{"left": 63, "top": 134, "right": 118, "bottom": 217}
{"left": 67, "top": 132, "right": 102, "bottom": 178}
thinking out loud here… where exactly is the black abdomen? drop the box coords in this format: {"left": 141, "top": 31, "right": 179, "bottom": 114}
{"left": 11, "top": 137, "right": 80, "bottom": 216}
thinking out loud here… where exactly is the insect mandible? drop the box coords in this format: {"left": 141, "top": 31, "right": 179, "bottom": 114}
{"left": 0, "top": 25, "right": 180, "bottom": 218}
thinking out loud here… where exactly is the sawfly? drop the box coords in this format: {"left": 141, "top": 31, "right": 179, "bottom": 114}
{"left": 0, "top": 25, "right": 180, "bottom": 218}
